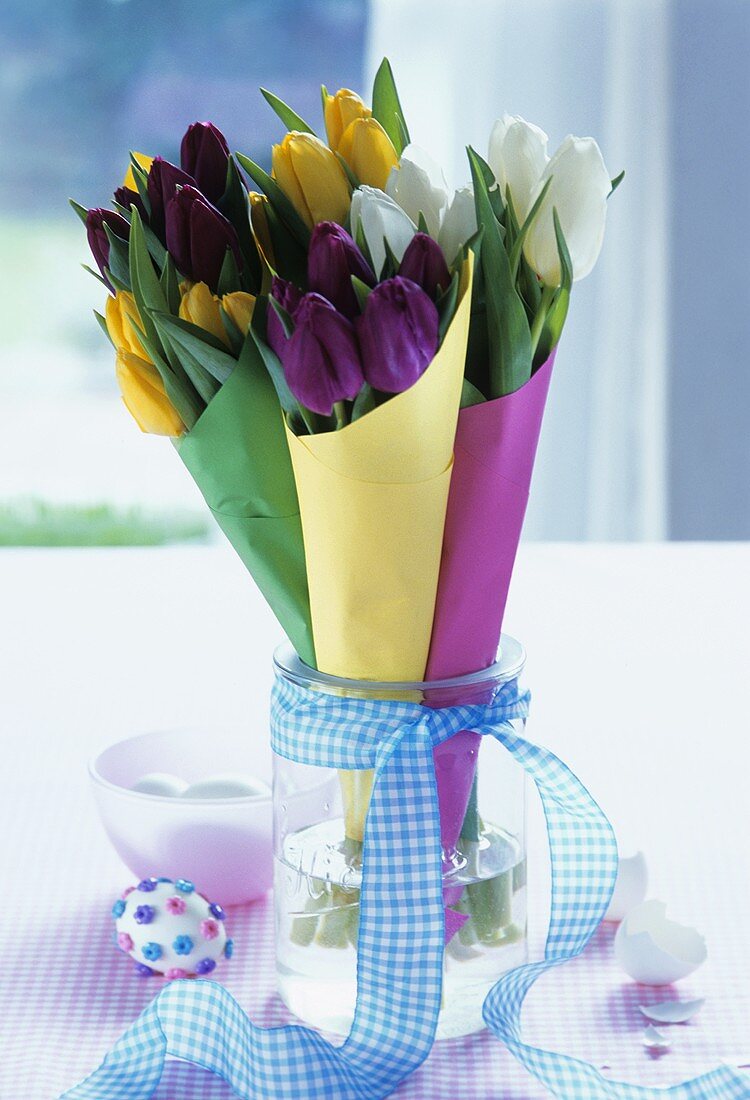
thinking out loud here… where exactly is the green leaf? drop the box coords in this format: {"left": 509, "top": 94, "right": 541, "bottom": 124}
{"left": 260, "top": 87, "right": 316, "bottom": 135}
{"left": 417, "top": 211, "right": 429, "bottom": 235}
{"left": 151, "top": 312, "right": 236, "bottom": 384}
{"left": 371, "top": 57, "right": 410, "bottom": 155}
{"left": 236, "top": 152, "right": 311, "bottom": 249}
{"left": 217, "top": 246, "right": 241, "bottom": 296}
{"left": 218, "top": 156, "right": 262, "bottom": 292}
{"left": 94, "top": 309, "right": 113, "bottom": 346}
{"left": 351, "top": 383, "right": 378, "bottom": 421}
{"left": 351, "top": 275, "right": 372, "bottom": 312}
{"left": 160, "top": 253, "right": 181, "bottom": 315}
{"left": 335, "top": 151, "right": 360, "bottom": 190}
{"left": 470, "top": 149, "right": 504, "bottom": 222}
{"left": 129, "top": 157, "right": 152, "bottom": 219}
{"left": 353, "top": 216, "right": 375, "bottom": 271}
{"left": 467, "top": 146, "right": 531, "bottom": 397}
{"left": 553, "top": 207, "right": 573, "bottom": 293}
{"left": 380, "top": 235, "right": 400, "bottom": 280}
{"left": 437, "top": 270, "right": 460, "bottom": 343}
{"left": 69, "top": 198, "right": 89, "bottom": 226}
{"left": 269, "top": 295, "right": 295, "bottom": 339}
{"left": 509, "top": 175, "right": 552, "bottom": 281}
{"left": 250, "top": 321, "right": 315, "bottom": 433}
{"left": 219, "top": 306, "right": 245, "bottom": 357}
{"left": 82, "top": 263, "right": 109, "bottom": 289}
{"left": 460, "top": 377, "right": 486, "bottom": 408}
{"left": 142, "top": 223, "right": 167, "bottom": 270}
{"left": 609, "top": 169, "right": 625, "bottom": 197}
{"left": 263, "top": 200, "right": 308, "bottom": 287}
{"left": 103, "top": 224, "right": 131, "bottom": 288}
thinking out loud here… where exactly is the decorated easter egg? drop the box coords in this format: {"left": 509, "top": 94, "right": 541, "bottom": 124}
{"left": 112, "top": 877, "right": 233, "bottom": 978}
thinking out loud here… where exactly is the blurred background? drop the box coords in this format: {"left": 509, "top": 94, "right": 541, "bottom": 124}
{"left": 0, "top": 0, "right": 747, "bottom": 545}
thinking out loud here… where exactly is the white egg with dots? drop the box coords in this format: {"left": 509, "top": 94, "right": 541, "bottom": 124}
{"left": 112, "top": 877, "right": 233, "bottom": 978}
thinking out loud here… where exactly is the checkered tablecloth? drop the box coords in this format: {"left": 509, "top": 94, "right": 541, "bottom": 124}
{"left": 3, "top": 751, "right": 748, "bottom": 1100}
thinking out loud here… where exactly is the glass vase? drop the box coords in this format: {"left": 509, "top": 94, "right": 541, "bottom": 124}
{"left": 272, "top": 636, "right": 528, "bottom": 1040}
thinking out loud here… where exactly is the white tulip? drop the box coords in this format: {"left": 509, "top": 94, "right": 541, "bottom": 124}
{"left": 385, "top": 144, "right": 449, "bottom": 238}
{"left": 438, "top": 187, "right": 477, "bottom": 266}
{"left": 350, "top": 185, "right": 417, "bottom": 278}
{"left": 523, "top": 135, "right": 611, "bottom": 285}
{"left": 488, "top": 114, "right": 549, "bottom": 222}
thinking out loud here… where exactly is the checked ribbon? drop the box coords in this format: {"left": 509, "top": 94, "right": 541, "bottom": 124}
{"left": 62, "top": 675, "right": 749, "bottom": 1099}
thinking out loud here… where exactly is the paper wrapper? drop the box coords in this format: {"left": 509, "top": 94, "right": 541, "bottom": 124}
{"left": 426, "top": 351, "right": 555, "bottom": 851}
{"left": 177, "top": 342, "right": 315, "bottom": 668}
{"left": 286, "top": 260, "right": 472, "bottom": 838}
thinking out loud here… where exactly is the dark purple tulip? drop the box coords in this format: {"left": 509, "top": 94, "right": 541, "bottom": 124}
{"left": 165, "top": 185, "right": 242, "bottom": 292}
{"left": 398, "top": 233, "right": 451, "bottom": 300}
{"left": 355, "top": 277, "right": 439, "bottom": 394}
{"left": 147, "top": 157, "right": 197, "bottom": 238}
{"left": 308, "top": 221, "right": 375, "bottom": 319}
{"left": 180, "top": 122, "right": 231, "bottom": 205}
{"left": 113, "top": 185, "right": 146, "bottom": 220}
{"left": 281, "top": 293, "right": 364, "bottom": 415}
{"left": 267, "top": 277, "right": 303, "bottom": 359}
{"left": 86, "top": 208, "right": 130, "bottom": 288}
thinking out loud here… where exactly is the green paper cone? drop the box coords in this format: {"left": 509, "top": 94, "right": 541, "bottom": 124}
{"left": 176, "top": 337, "right": 315, "bottom": 667}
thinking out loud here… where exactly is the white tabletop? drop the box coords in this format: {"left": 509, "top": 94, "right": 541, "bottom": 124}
{"left": 1, "top": 542, "right": 749, "bottom": 1092}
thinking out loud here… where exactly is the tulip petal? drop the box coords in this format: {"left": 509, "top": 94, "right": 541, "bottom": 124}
{"left": 487, "top": 114, "right": 549, "bottom": 222}
{"left": 338, "top": 117, "right": 398, "bottom": 190}
{"left": 438, "top": 187, "right": 477, "bottom": 266}
{"left": 350, "top": 186, "right": 417, "bottom": 279}
{"left": 115, "top": 349, "right": 185, "bottom": 436}
{"left": 385, "top": 144, "right": 448, "bottom": 238}
{"left": 356, "top": 276, "right": 439, "bottom": 394}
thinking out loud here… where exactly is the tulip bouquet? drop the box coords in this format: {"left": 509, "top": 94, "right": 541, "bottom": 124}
{"left": 73, "top": 59, "right": 618, "bottom": 966}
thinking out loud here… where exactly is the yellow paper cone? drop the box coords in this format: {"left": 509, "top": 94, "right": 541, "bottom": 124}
{"left": 286, "top": 258, "right": 473, "bottom": 837}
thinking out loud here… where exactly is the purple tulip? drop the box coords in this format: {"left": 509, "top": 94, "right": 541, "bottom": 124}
{"left": 398, "top": 233, "right": 451, "bottom": 300}
{"left": 86, "top": 208, "right": 130, "bottom": 289}
{"left": 281, "top": 293, "right": 364, "bottom": 415}
{"left": 355, "top": 277, "right": 439, "bottom": 394}
{"left": 147, "top": 157, "right": 197, "bottom": 238}
{"left": 180, "top": 122, "right": 231, "bottom": 205}
{"left": 307, "top": 221, "right": 375, "bottom": 319}
{"left": 113, "top": 185, "right": 146, "bottom": 220}
{"left": 267, "top": 277, "right": 303, "bottom": 359}
{"left": 165, "top": 185, "right": 242, "bottom": 292}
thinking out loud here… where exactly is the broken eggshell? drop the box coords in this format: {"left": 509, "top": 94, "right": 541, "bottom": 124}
{"left": 614, "top": 900, "right": 707, "bottom": 984}
{"left": 604, "top": 851, "right": 648, "bottom": 922}
{"left": 642, "top": 1025, "right": 671, "bottom": 1050}
{"left": 639, "top": 998, "right": 705, "bottom": 1024}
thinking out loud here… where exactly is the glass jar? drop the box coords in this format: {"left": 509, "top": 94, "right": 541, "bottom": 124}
{"left": 272, "top": 636, "right": 528, "bottom": 1040}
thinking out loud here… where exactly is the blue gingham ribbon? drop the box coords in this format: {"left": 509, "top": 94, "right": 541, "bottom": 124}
{"left": 62, "top": 676, "right": 749, "bottom": 1100}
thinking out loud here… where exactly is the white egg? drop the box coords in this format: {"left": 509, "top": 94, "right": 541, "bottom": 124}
{"left": 604, "top": 851, "right": 648, "bottom": 922}
{"left": 113, "top": 877, "right": 232, "bottom": 978}
{"left": 614, "top": 899, "right": 707, "bottom": 985}
{"left": 131, "top": 772, "right": 189, "bottom": 797}
{"left": 181, "top": 773, "right": 271, "bottom": 800}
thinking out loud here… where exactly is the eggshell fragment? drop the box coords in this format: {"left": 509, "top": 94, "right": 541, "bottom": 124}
{"left": 604, "top": 851, "right": 648, "bottom": 922}
{"left": 642, "top": 1025, "right": 671, "bottom": 1049}
{"left": 614, "top": 900, "right": 707, "bottom": 984}
{"left": 182, "top": 774, "right": 271, "bottom": 800}
{"left": 639, "top": 998, "right": 705, "bottom": 1024}
{"left": 131, "top": 772, "right": 189, "bottom": 797}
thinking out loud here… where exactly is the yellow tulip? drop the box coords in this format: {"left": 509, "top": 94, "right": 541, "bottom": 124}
{"left": 179, "top": 282, "right": 256, "bottom": 345}
{"left": 179, "top": 282, "right": 228, "bottom": 346}
{"left": 324, "top": 88, "right": 371, "bottom": 152}
{"left": 105, "top": 291, "right": 148, "bottom": 359}
{"left": 272, "top": 132, "right": 350, "bottom": 229}
{"left": 222, "top": 291, "right": 256, "bottom": 337}
{"left": 337, "top": 117, "right": 398, "bottom": 190}
{"left": 115, "top": 349, "right": 185, "bottom": 436}
{"left": 122, "top": 152, "right": 154, "bottom": 190}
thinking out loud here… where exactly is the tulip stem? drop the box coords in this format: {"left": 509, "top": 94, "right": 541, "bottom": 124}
{"left": 529, "top": 284, "right": 556, "bottom": 359}
{"left": 333, "top": 401, "right": 348, "bottom": 430}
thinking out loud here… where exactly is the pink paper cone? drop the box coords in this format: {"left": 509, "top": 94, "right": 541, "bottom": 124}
{"left": 428, "top": 353, "right": 555, "bottom": 852}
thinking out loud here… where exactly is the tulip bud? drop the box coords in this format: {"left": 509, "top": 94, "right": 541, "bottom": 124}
{"left": 86, "top": 208, "right": 130, "bottom": 287}
{"left": 165, "top": 185, "right": 243, "bottom": 292}
{"left": 385, "top": 145, "right": 449, "bottom": 238}
{"left": 355, "top": 276, "right": 439, "bottom": 394}
{"left": 272, "top": 132, "right": 350, "bottom": 229}
{"left": 337, "top": 117, "right": 398, "bottom": 190}
{"left": 147, "top": 157, "right": 197, "bottom": 237}
{"left": 324, "top": 88, "right": 371, "bottom": 152}
{"left": 115, "top": 348, "right": 185, "bottom": 436}
{"left": 487, "top": 114, "right": 549, "bottom": 223}
{"left": 281, "top": 293, "right": 364, "bottom": 415}
{"left": 522, "top": 135, "right": 611, "bottom": 285}
{"left": 249, "top": 192, "right": 274, "bottom": 267}
{"left": 349, "top": 185, "right": 417, "bottom": 279}
{"left": 113, "top": 185, "right": 146, "bottom": 220}
{"left": 398, "top": 233, "right": 451, "bottom": 300}
{"left": 105, "top": 290, "right": 148, "bottom": 358}
{"left": 180, "top": 121, "right": 231, "bottom": 205}
{"left": 267, "top": 277, "right": 303, "bottom": 359}
{"left": 222, "top": 291, "right": 256, "bottom": 337}
{"left": 308, "top": 221, "right": 375, "bottom": 319}
{"left": 179, "top": 282, "right": 229, "bottom": 347}
{"left": 438, "top": 187, "right": 477, "bottom": 266}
